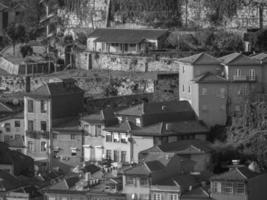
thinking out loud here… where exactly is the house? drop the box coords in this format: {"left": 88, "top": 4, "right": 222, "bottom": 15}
{"left": 102, "top": 101, "right": 208, "bottom": 164}
{"left": 105, "top": 177, "right": 123, "bottom": 193}
{"left": 210, "top": 166, "right": 267, "bottom": 200}
{"left": 0, "top": 55, "right": 53, "bottom": 75}
{"left": 0, "top": 142, "right": 34, "bottom": 176}
{"left": 87, "top": 28, "right": 169, "bottom": 54}
{"left": 0, "top": 112, "right": 24, "bottom": 152}
{"left": 80, "top": 108, "right": 118, "bottom": 162}
{"left": 218, "top": 53, "right": 262, "bottom": 116}
{"left": 178, "top": 53, "right": 227, "bottom": 127}
{"left": 139, "top": 140, "right": 213, "bottom": 172}
{"left": 24, "top": 78, "right": 84, "bottom": 169}
{"left": 122, "top": 155, "right": 205, "bottom": 200}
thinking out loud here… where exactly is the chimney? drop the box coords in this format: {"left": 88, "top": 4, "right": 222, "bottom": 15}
{"left": 25, "top": 76, "right": 31, "bottom": 93}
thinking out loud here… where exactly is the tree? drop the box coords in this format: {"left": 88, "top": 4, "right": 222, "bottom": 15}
{"left": 6, "top": 23, "right": 27, "bottom": 56}
{"left": 20, "top": 45, "right": 33, "bottom": 58}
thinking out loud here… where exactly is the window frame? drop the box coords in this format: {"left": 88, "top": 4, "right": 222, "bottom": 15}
{"left": 28, "top": 99, "right": 34, "bottom": 113}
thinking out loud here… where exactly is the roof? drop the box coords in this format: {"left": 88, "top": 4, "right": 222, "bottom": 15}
{"left": 178, "top": 53, "right": 221, "bottom": 65}
{"left": 53, "top": 118, "right": 82, "bottom": 133}
{"left": 132, "top": 121, "right": 209, "bottom": 137}
{"left": 49, "top": 176, "right": 80, "bottom": 190}
{"left": 219, "top": 52, "right": 260, "bottom": 66}
{"left": 0, "top": 102, "right": 13, "bottom": 113}
{"left": 88, "top": 28, "right": 168, "bottom": 44}
{"left": 250, "top": 53, "right": 267, "bottom": 64}
{"left": 210, "top": 167, "right": 260, "bottom": 181}
{"left": 115, "top": 101, "right": 194, "bottom": 117}
{"left": 0, "top": 170, "right": 24, "bottom": 191}
{"left": 104, "top": 120, "right": 138, "bottom": 133}
{"left": 0, "top": 112, "right": 23, "bottom": 123}
{"left": 193, "top": 72, "right": 227, "bottom": 83}
{"left": 181, "top": 187, "right": 210, "bottom": 200}
{"left": 157, "top": 140, "right": 213, "bottom": 154}
{"left": 26, "top": 79, "right": 84, "bottom": 99}
{"left": 81, "top": 108, "right": 118, "bottom": 126}
{"left": 1, "top": 55, "right": 48, "bottom": 65}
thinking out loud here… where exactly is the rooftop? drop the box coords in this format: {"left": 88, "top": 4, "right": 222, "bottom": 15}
{"left": 219, "top": 52, "right": 260, "bottom": 66}
{"left": 88, "top": 28, "right": 168, "bottom": 44}
{"left": 250, "top": 53, "right": 267, "bottom": 64}
{"left": 193, "top": 72, "right": 227, "bottom": 83}
{"left": 115, "top": 101, "right": 194, "bottom": 117}
{"left": 178, "top": 53, "right": 221, "bottom": 65}
{"left": 104, "top": 120, "right": 138, "bottom": 133}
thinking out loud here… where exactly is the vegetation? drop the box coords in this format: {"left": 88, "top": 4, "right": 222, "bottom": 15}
{"left": 20, "top": 45, "right": 33, "bottom": 58}
{"left": 6, "top": 23, "right": 26, "bottom": 55}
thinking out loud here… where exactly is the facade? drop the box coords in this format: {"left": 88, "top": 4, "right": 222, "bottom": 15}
{"left": 81, "top": 108, "right": 118, "bottom": 162}
{"left": 210, "top": 167, "right": 267, "bottom": 200}
{"left": 87, "top": 28, "right": 169, "bottom": 54}
{"left": 24, "top": 79, "right": 84, "bottom": 168}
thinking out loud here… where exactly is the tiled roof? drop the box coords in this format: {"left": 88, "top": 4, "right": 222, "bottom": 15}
{"left": 210, "top": 167, "right": 259, "bottom": 181}
{"left": 219, "top": 52, "right": 260, "bottom": 66}
{"left": 81, "top": 108, "right": 118, "bottom": 126}
{"left": 26, "top": 79, "right": 84, "bottom": 99}
{"left": 82, "top": 164, "right": 101, "bottom": 174}
{"left": 104, "top": 120, "right": 138, "bottom": 133}
{"left": 123, "top": 164, "right": 151, "bottom": 176}
{"left": 193, "top": 72, "right": 227, "bottom": 83}
{"left": 145, "top": 160, "right": 165, "bottom": 171}
{"left": 132, "top": 121, "right": 209, "bottom": 136}
{"left": 88, "top": 28, "right": 168, "bottom": 44}
{"left": 0, "top": 170, "right": 23, "bottom": 191}
{"left": 250, "top": 53, "right": 267, "bottom": 64}
{"left": 157, "top": 140, "right": 213, "bottom": 154}
{"left": 178, "top": 53, "right": 221, "bottom": 65}
{"left": 115, "top": 101, "right": 194, "bottom": 117}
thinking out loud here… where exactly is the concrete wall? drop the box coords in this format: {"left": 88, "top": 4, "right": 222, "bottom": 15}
{"left": 0, "top": 118, "right": 24, "bottom": 143}
{"left": 75, "top": 52, "right": 180, "bottom": 72}
{"left": 132, "top": 136, "right": 154, "bottom": 163}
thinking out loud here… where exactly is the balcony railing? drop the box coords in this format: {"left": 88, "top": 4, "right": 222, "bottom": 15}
{"left": 26, "top": 131, "right": 49, "bottom": 139}
{"left": 233, "top": 75, "right": 257, "bottom": 82}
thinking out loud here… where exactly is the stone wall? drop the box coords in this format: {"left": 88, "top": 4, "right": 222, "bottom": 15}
{"left": 75, "top": 52, "right": 180, "bottom": 72}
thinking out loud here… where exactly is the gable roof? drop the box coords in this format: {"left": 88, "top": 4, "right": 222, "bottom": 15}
{"left": 210, "top": 167, "right": 260, "bottom": 181}
{"left": 115, "top": 101, "right": 194, "bottom": 117}
{"left": 219, "top": 52, "right": 260, "bottom": 66}
{"left": 193, "top": 72, "right": 227, "bottom": 83}
{"left": 26, "top": 79, "right": 84, "bottom": 99}
{"left": 88, "top": 28, "right": 168, "bottom": 44}
{"left": 250, "top": 53, "right": 267, "bottom": 64}
{"left": 178, "top": 53, "right": 221, "bottom": 65}
{"left": 132, "top": 121, "right": 209, "bottom": 137}
{"left": 104, "top": 120, "right": 138, "bottom": 133}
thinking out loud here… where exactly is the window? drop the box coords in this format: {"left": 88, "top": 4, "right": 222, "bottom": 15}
{"left": 136, "top": 118, "right": 141, "bottom": 126}
{"left": 28, "top": 99, "right": 34, "bottom": 112}
{"left": 5, "top": 123, "right": 11, "bottom": 132}
{"left": 71, "top": 148, "right": 77, "bottom": 156}
{"left": 41, "top": 141, "right": 47, "bottom": 152}
{"left": 201, "top": 88, "right": 208, "bottom": 95}
{"left": 249, "top": 69, "right": 256, "bottom": 78}
{"left": 113, "top": 133, "right": 120, "bottom": 143}
{"left": 40, "top": 100, "right": 47, "bottom": 113}
{"left": 106, "top": 133, "right": 112, "bottom": 142}
{"left": 220, "top": 88, "right": 226, "bottom": 98}
{"left": 121, "top": 151, "right": 126, "bottom": 162}
{"left": 222, "top": 182, "right": 233, "bottom": 194}
{"left": 28, "top": 141, "right": 33, "bottom": 152}
{"left": 15, "top": 134, "right": 21, "bottom": 139}
{"left": 106, "top": 150, "right": 112, "bottom": 159}
{"left": 40, "top": 121, "right": 47, "bottom": 131}
{"left": 188, "top": 85, "right": 191, "bottom": 93}
{"left": 140, "top": 177, "right": 149, "bottom": 186}
{"left": 236, "top": 183, "right": 245, "bottom": 194}
{"left": 212, "top": 181, "right": 221, "bottom": 193}
{"left": 169, "top": 194, "right": 178, "bottom": 200}
{"left": 28, "top": 120, "right": 34, "bottom": 131}
{"left": 182, "top": 66, "right": 185, "bottom": 73}
{"left": 152, "top": 193, "right": 162, "bottom": 200}
{"left": 126, "top": 176, "right": 134, "bottom": 185}
{"left": 182, "top": 84, "right": 185, "bottom": 92}
{"left": 236, "top": 69, "right": 241, "bottom": 77}
{"left": 95, "top": 125, "right": 101, "bottom": 136}
{"left": 121, "top": 133, "right": 128, "bottom": 143}
{"left": 14, "top": 121, "right": 20, "bottom": 128}
{"left": 114, "top": 150, "right": 119, "bottom": 162}
{"left": 71, "top": 134, "right": 75, "bottom": 140}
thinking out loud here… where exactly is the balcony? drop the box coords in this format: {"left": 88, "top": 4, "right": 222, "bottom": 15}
{"left": 26, "top": 131, "right": 49, "bottom": 139}
{"left": 233, "top": 75, "right": 257, "bottom": 82}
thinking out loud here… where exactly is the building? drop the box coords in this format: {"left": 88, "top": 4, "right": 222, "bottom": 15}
{"left": 102, "top": 101, "right": 208, "bottom": 164}
{"left": 139, "top": 140, "right": 213, "bottom": 172}
{"left": 210, "top": 166, "right": 267, "bottom": 200}
{"left": 80, "top": 108, "right": 118, "bottom": 162}
{"left": 0, "top": 142, "right": 34, "bottom": 176}
{"left": 87, "top": 28, "right": 169, "bottom": 54}
{"left": 0, "top": 112, "right": 24, "bottom": 150}
{"left": 153, "top": 73, "right": 179, "bottom": 102}
{"left": 24, "top": 79, "right": 84, "bottom": 169}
